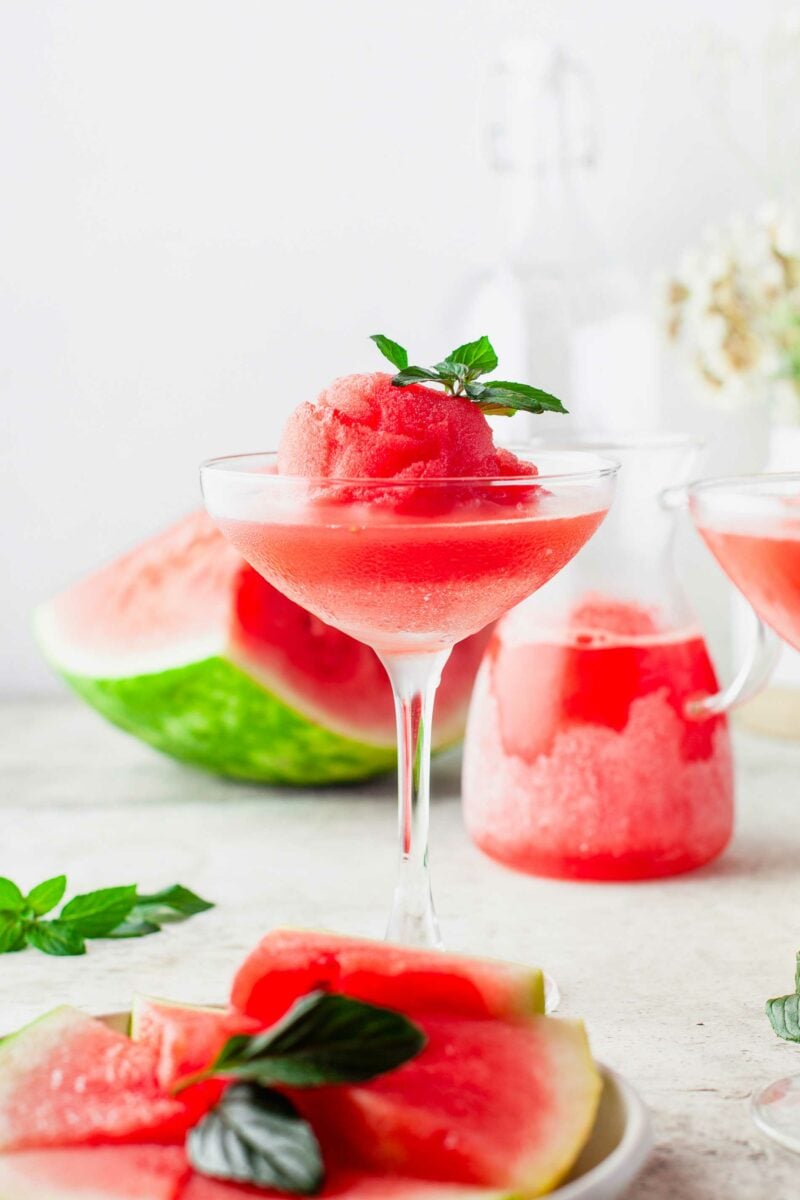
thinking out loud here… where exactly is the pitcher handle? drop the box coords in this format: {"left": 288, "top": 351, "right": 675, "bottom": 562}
{"left": 660, "top": 484, "right": 782, "bottom": 720}
{"left": 685, "top": 604, "right": 781, "bottom": 720}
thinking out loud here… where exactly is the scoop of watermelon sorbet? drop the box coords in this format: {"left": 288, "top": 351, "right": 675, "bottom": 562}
{"left": 278, "top": 373, "right": 536, "bottom": 493}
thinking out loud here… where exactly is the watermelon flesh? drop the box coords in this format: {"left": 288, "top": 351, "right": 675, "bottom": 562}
{"left": 130, "top": 996, "right": 258, "bottom": 1090}
{"left": 0, "top": 1146, "right": 189, "bottom": 1200}
{"left": 230, "top": 928, "right": 545, "bottom": 1025}
{"left": 34, "top": 512, "right": 491, "bottom": 786}
{"left": 180, "top": 1168, "right": 514, "bottom": 1199}
{"left": 0, "top": 1149, "right": 515, "bottom": 1200}
{"left": 0, "top": 1008, "right": 216, "bottom": 1151}
{"left": 298, "top": 1014, "right": 599, "bottom": 1195}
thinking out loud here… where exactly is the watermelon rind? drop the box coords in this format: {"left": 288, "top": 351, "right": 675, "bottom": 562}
{"left": 59, "top": 657, "right": 397, "bottom": 786}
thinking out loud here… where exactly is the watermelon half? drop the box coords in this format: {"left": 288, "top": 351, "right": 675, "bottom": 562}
{"left": 34, "top": 512, "right": 491, "bottom": 786}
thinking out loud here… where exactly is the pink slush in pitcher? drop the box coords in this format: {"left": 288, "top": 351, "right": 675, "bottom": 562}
{"left": 462, "top": 433, "right": 777, "bottom": 881}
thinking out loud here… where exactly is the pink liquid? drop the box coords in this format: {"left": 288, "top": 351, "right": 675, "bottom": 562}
{"left": 697, "top": 519, "right": 800, "bottom": 651}
{"left": 218, "top": 503, "right": 607, "bottom": 654}
{"left": 462, "top": 600, "right": 734, "bottom": 880}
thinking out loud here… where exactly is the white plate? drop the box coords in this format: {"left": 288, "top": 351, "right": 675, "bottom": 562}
{"left": 104, "top": 1013, "right": 651, "bottom": 1198}
{"left": 553, "top": 1065, "right": 651, "bottom": 1199}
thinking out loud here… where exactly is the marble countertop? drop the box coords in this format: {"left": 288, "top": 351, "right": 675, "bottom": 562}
{"left": 2, "top": 696, "right": 800, "bottom": 1197}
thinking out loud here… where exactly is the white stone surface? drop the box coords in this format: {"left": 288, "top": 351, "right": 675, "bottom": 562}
{"left": 2, "top": 697, "right": 800, "bottom": 1197}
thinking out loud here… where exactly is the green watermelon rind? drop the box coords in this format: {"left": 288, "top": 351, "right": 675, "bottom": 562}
{"left": 59, "top": 657, "right": 397, "bottom": 786}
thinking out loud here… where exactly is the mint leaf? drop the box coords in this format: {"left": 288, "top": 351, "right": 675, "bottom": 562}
{"left": 445, "top": 335, "right": 498, "bottom": 375}
{"left": 211, "top": 990, "right": 426, "bottom": 1087}
{"left": 188, "top": 1083, "right": 323, "bottom": 1195}
{"left": 379, "top": 333, "right": 567, "bottom": 416}
{"left": 105, "top": 916, "right": 162, "bottom": 939}
{"left": 26, "top": 875, "right": 67, "bottom": 917}
{"left": 134, "top": 884, "right": 214, "bottom": 922}
{"left": 59, "top": 885, "right": 137, "bottom": 938}
{"left": 468, "top": 380, "right": 568, "bottom": 415}
{"left": 0, "top": 913, "right": 27, "bottom": 954}
{"left": 767, "top": 993, "right": 800, "bottom": 1042}
{"left": 0, "top": 878, "right": 24, "bottom": 914}
{"left": 392, "top": 366, "right": 441, "bottom": 386}
{"left": 370, "top": 334, "right": 408, "bottom": 371}
{"left": 27, "top": 921, "right": 86, "bottom": 957}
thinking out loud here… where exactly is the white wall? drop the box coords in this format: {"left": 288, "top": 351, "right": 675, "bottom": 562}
{"left": 0, "top": 0, "right": 782, "bottom": 692}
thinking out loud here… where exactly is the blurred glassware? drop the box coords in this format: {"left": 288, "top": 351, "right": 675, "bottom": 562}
{"left": 462, "top": 433, "right": 777, "bottom": 881}
{"left": 460, "top": 36, "right": 660, "bottom": 440}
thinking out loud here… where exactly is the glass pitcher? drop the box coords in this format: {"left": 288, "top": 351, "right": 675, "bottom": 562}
{"left": 462, "top": 433, "right": 778, "bottom": 881}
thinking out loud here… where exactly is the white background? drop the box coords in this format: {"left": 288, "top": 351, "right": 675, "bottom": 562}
{"left": 0, "top": 0, "right": 784, "bottom": 692}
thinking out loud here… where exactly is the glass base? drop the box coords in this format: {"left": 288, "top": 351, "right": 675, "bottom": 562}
{"left": 386, "top": 884, "right": 443, "bottom": 949}
{"left": 751, "top": 1073, "right": 800, "bottom": 1152}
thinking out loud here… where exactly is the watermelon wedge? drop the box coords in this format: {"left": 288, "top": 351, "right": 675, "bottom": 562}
{"left": 0, "top": 1008, "right": 207, "bottom": 1150}
{"left": 180, "top": 1169, "right": 515, "bottom": 1199}
{"left": 0, "top": 1150, "right": 515, "bottom": 1200}
{"left": 0, "top": 1146, "right": 189, "bottom": 1199}
{"left": 130, "top": 996, "right": 258, "bottom": 1089}
{"left": 34, "top": 512, "right": 490, "bottom": 786}
{"left": 230, "top": 929, "right": 545, "bottom": 1024}
{"left": 298, "top": 1014, "right": 601, "bottom": 1196}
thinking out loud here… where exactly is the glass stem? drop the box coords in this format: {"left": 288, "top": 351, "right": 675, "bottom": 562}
{"left": 379, "top": 648, "right": 451, "bottom": 949}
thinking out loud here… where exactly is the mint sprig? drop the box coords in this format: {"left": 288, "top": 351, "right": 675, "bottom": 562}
{"left": 0, "top": 875, "right": 213, "bottom": 957}
{"left": 370, "top": 333, "right": 567, "bottom": 416}
{"left": 185, "top": 990, "right": 426, "bottom": 1195}
{"left": 767, "top": 951, "right": 800, "bottom": 1042}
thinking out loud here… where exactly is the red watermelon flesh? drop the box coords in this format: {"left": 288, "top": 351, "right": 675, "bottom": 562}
{"left": 130, "top": 996, "right": 258, "bottom": 1090}
{"left": 296, "top": 1013, "right": 600, "bottom": 1195}
{"left": 179, "top": 1169, "right": 514, "bottom": 1199}
{"left": 230, "top": 929, "right": 545, "bottom": 1026}
{"left": 35, "top": 512, "right": 491, "bottom": 786}
{"left": 0, "top": 1146, "right": 189, "bottom": 1199}
{"left": 0, "top": 1008, "right": 209, "bottom": 1150}
{"left": 0, "top": 1148, "right": 515, "bottom": 1200}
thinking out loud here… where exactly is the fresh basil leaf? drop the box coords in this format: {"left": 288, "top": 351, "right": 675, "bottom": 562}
{"left": 58, "top": 885, "right": 137, "bottom": 938}
{"left": 370, "top": 334, "right": 408, "bottom": 371}
{"left": 134, "top": 884, "right": 214, "bottom": 923}
{"left": 26, "top": 875, "right": 67, "bottom": 916}
{"left": 188, "top": 1082, "right": 323, "bottom": 1195}
{"left": 0, "top": 913, "right": 27, "bottom": 954}
{"left": 0, "top": 878, "right": 24, "bottom": 914}
{"left": 105, "top": 916, "right": 162, "bottom": 939}
{"left": 391, "top": 366, "right": 442, "bottom": 386}
{"left": 445, "top": 335, "right": 498, "bottom": 374}
{"left": 214, "top": 990, "right": 426, "bottom": 1087}
{"left": 27, "top": 920, "right": 86, "bottom": 957}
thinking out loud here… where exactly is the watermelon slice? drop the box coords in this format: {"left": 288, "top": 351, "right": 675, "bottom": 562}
{"left": 130, "top": 996, "right": 258, "bottom": 1089}
{"left": 0, "top": 1007, "right": 206, "bottom": 1150}
{"left": 0, "top": 1146, "right": 189, "bottom": 1199}
{"left": 298, "top": 1014, "right": 601, "bottom": 1196}
{"left": 0, "top": 1150, "right": 514, "bottom": 1200}
{"left": 179, "top": 1170, "right": 514, "bottom": 1199}
{"left": 230, "top": 929, "right": 545, "bottom": 1024}
{"left": 34, "top": 512, "right": 490, "bottom": 786}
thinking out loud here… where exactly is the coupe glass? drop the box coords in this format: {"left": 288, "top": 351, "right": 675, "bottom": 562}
{"left": 689, "top": 472, "right": 800, "bottom": 1153}
{"left": 201, "top": 450, "right": 617, "bottom": 950}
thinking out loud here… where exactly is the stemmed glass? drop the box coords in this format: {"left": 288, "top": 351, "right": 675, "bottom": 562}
{"left": 201, "top": 450, "right": 617, "bottom": 949}
{"left": 689, "top": 472, "right": 800, "bottom": 1153}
